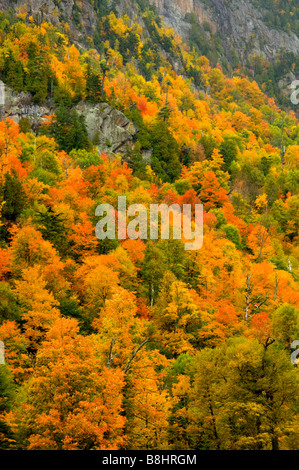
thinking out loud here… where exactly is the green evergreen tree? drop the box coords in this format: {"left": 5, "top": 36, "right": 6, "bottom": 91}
{"left": 150, "top": 120, "right": 181, "bottom": 182}
{"left": 219, "top": 136, "right": 238, "bottom": 172}
{"left": 2, "top": 51, "right": 24, "bottom": 92}
{"left": 34, "top": 206, "right": 69, "bottom": 256}
{"left": 199, "top": 134, "right": 217, "bottom": 159}
{"left": 141, "top": 241, "right": 167, "bottom": 306}
{"left": 0, "top": 172, "right": 27, "bottom": 240}
{"left": 24, "top": 42, "right": 51, "bottom": 104}
{"left": 49, "top": 103, "right": 91, "bottom": 153}
{"left": 85, "top": 62, "right": 102, "bottom": 103}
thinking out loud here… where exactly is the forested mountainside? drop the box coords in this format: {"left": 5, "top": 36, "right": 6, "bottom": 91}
{"left": 0, "top": 0, "right": 298, "bottom": 108}
{"left": 0, "top": 1, "right": 298, "bottom": 451}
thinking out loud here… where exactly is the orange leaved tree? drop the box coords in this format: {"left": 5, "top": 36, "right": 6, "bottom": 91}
{"left": 6, "top": 317, "right": 126, "bottom": 450}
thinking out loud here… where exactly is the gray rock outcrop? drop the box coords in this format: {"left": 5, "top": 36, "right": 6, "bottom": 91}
{"left": 148, "top": 0, "right": 299, "bottom": 61}
{"left": 0, "top": 83, "right": 53, "bottom": 130}
{"left": 1, "top": 0, "right": 298, "bottom": 64}
{"left": 75, "top": 101, "right": 138, "bottom": 155}
{"left": 0, "top": 82, "right": 138, "bottom": 156}
{"left": 0, "top": 0, "right": 96, "bottom": 39}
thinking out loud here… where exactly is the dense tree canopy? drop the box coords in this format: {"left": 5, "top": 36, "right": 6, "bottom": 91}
{"left": 0, "top": 6, "right": 298, "bottom": 451}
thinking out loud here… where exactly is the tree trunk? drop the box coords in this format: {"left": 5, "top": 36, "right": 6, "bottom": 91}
{"left": 245, "top": 274, "right": 251, "bottom": 322}
{"left": 271, "top": 434, "right": 279, "bottom": 450}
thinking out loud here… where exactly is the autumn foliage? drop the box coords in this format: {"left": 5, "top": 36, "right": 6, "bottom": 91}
{"left": 0, "top": 8, "right": 298, "bottom": 452}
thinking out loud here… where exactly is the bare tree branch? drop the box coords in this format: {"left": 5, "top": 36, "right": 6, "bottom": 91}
{"left": 124, "top": 338, "right": 150, "bottom": 374}
{"left": 107, "top": 338, "right": 117, "bottom": 369}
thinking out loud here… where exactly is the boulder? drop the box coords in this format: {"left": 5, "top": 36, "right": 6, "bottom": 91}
{"left": 1, "top": 82, "right": 53, "bottom": 129}
{"left": 75, "top": 101, "right": 138, "bottom": 155}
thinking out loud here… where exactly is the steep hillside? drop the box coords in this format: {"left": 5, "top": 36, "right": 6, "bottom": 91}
{"left": 0, "top": 0, "right": 298, "bottom": 453}
{"left": 0, "top": 0, "right": 298, "bottom": 107}
{"left": 148, "top": 0, "right": 299, "bottom": 59}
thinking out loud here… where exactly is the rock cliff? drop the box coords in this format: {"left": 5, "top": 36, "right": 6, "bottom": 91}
{"left": 0, "top": 82, "right": 53, "bottom": 131}
{"left": 148, "top": 0, "right": 299, "bottom": 61}
{"left": 0, "top": 0, "right": 297, "bottom": 111}
{"left": 0, "top": 81, "right": 137, "bottom": 156}
{"left": 0, "top": 0, "right": 97, "bottom": 40}
{"left": 75, "top": 101, "right": 138, "bottom": 155}
{"left": 1, "top": 0, "right": 298, "bottom": 63}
